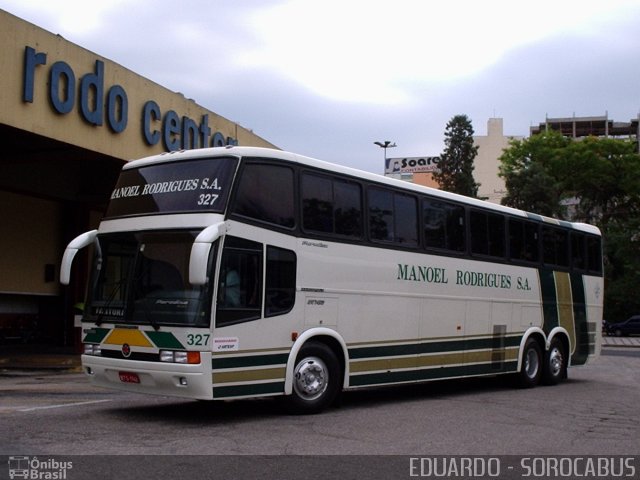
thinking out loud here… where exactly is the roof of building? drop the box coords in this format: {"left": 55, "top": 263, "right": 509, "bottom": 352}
{"left": 530, "top": 115, "right": 640, "bottom": 138}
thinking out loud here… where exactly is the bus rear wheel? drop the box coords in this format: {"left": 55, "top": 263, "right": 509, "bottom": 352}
{"left": 286, "top": 342, "right": 340, "bottom": 415}
{"left": 517, "top": 338, "right": 542, "bottom": 388}
{"left": 542, "top": 337, "right": 567, "bottom": 385}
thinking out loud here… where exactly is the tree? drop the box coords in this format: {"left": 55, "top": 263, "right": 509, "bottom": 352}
{"left": 498, "top": 130, "right": 640, "bottom": 320}
{"left": 499, "top": 130, "right": 570, "bottom": 217}
{"left": 433, "top": 114, "right": 479, "bottom": 197}
{"left": 500, "top": 131, "right": 640, "bottom": 224}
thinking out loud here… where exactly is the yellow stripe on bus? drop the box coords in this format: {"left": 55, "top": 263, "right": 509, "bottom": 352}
{"left": 104, "top": 329, "right": 153, "bottom": 348}
{"left": 350, "top": 348, "right": 519, "bottom": 373}
{"left": 554, "top": 271, "right": 576, "bottom": 352}
{"left": 213, "top": 367, "right": 286, "bottom": 384}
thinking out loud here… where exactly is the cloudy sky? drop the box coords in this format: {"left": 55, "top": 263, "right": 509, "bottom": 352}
{"left": 3, "top": 0, "right": 640, "bottom": 174}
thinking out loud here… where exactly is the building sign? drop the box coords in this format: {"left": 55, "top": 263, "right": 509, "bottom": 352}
{"left": 22, "top": 46, "right": 237, "bottom": 151}
{"left": 385, "top": 156, "right": 440, "bottom": 175}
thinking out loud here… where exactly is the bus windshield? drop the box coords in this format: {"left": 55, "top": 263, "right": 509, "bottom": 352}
{"left": 105, "top": 156, "right": 238, "bottom": 218}
{"left": 85, "top": 231, "right": 214, "bottom": 328}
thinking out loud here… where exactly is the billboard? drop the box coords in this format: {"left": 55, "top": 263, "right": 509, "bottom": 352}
{"left": 385, "top": 156, "right": 440, "bottom": 175}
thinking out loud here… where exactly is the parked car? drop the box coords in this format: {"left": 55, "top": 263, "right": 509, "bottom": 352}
{"left": 605, "top": 315, "right": 640, "bottom": 336}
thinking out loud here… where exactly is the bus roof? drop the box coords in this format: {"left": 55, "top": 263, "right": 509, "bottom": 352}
{"left": 125, "top": 146, "right": 601, "bottom": 236}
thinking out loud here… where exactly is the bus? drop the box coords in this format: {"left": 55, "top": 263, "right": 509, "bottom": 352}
{"left": 61, "top": 146, "right": 603, "bottom": 414}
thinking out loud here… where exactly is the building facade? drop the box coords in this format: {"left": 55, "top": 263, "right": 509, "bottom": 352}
{"left": 0, "top": 10, "right": 276, "bottom": 348}
{"left": 530, "top": 115, "right": 639, "bottom": 145}
{"left": 384, "top": 118, "right": 520, "bottom": 204}
{"left": 473, "top": 118, "right": 522, "bottom": 203}
{"left": 384, "top": 115, "right": 638, "bottom": 206}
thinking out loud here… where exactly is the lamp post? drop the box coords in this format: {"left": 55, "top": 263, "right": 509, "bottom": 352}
{"left": 374, "top": 140, "right": 397, "bottom": 160}
{"left": 374, "top": 141, "right": 396, "bottom": 172}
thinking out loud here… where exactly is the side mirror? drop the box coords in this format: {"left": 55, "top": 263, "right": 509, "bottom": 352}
{"left": 60, "top": 230, "right": 98, "bottom": 285}
{"left": 189, "top": 222, "right": 227, "bottom": 285}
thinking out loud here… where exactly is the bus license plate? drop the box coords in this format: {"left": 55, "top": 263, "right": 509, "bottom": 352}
{"left": 118, "top": 372, "right": 140, "bottom": 384}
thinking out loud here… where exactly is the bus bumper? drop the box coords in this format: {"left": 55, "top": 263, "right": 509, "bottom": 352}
{"left": 81, "top": 353, "right": 213, "bottom": 400}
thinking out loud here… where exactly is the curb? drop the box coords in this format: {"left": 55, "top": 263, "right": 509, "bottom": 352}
{"left": 0, "top": 355, "right": 81, "bottom": 372}
{"left": 602, "top": 337, "right": 640, "bottom": 348}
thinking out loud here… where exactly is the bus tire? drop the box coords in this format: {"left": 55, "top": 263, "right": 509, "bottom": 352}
{"left": 286, "top": 342, "right": 340, "bottom": 415}
{"left": 542, "top": 337, "right": 567, "bottom": 385}
{"left": 517, "top": 338, "right": 542, "bottom": 388}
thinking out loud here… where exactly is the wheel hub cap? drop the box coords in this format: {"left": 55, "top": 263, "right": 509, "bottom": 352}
{"left": 293, "top": 357, "right": 328, "bottom": 400}
{"left": 549, "top": 347, "right": 563, "bottom": 376}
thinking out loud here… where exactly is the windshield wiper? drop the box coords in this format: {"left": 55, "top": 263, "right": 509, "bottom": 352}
{"left": 141, "top": 298, "right": 160, "bottom": 331}
{"left": 95, "top": 279, "right": 126, "bottom": 327}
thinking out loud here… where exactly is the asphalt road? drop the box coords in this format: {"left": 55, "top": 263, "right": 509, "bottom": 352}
{"left": 0, "top": 349, "right": 638, "bottom": 479}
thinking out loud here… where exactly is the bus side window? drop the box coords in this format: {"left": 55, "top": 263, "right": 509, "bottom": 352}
{"left": 216, "top": 236, "right": 263, "bottom": 327}
{"left": 368, "top": 188, "right": 393, "bottom": 242}
{"left": 394, "top": 194, "right": 418, "bottom": 246}
{"left": 368, "top": 188, "right": 418, "bottom": 246}
{"left": 423, "top": 199, "right": 465, "bottom": 253}
{"left": 508, "top": 218, "right": 539, "bottom": 263}
{"left": 265, "top": 246, "right": 296, "bottom": 317}
{"left": 571, "top": 232, "right": 586, "bottom": 271}
{"left": 301, "top": 173, "right": 363, "bottom": 238}
{"left": 302, "top": 174, "right": 333, "bottom": 233}
{"left": 542, "top": 226, "right": 569, "bottom": 268}
{"left": 471, "top": 210, "right": 505, "bottom": 259}
{"left": 231, "top": 162, "right": 295, "bottom": 229}
{"left": 586, "top": 235, "right": 603, "bottom": 274}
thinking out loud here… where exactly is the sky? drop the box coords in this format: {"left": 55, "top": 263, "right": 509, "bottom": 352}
{"left": 3, "top": 0, "right": 640, "bottom": 174}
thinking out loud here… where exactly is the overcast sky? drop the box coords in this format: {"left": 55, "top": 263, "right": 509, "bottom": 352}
{"left": 3, "top": 0, "right": 640, "bottom": 174}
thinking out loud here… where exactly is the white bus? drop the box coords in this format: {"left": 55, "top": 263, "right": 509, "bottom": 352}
{"left": 61, "top": 146, "right": 603, "bottom": 414}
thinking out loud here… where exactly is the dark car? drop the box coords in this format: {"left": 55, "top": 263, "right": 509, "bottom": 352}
{"left": 606, "top": 315, "right": 640, "bottom": 336}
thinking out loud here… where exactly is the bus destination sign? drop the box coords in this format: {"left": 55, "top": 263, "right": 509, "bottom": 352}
{"left": 105, "top": 156, "right": 238, "bottom": 218}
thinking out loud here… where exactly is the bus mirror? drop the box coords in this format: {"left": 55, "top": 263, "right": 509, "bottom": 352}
{"left": 189, "top": 222, "right": 227, "bottom": 285}
{"left": 60, "top": 230, "right": 98, "bottom": 285}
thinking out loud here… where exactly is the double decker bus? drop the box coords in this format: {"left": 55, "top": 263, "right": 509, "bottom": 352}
{"left": 61, "top": 146, "right": 603, "bottom": 414}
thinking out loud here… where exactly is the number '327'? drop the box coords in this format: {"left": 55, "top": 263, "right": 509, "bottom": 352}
{"left": 187, "top": 334, "right": 210, "bottom": 346}
{"left": 197, "top": 194, "right": 218, "bottom": 206}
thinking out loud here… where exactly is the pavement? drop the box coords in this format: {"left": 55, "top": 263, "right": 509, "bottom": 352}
{"left": 0, "top": 335, "right": 638, "bottom": 373}
{"left": 601, "top": 335, "right": 640, "bottom": 348}
{"left": 0, "top": 345, "right": 82, "bottom": 373}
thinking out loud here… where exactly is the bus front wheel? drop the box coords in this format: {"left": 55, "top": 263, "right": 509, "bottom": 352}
{"left": 286, "top": 342, "right": 340, "bottom": 414}
{"left": 517, "top": 338, "right": 543, "bottom": 388}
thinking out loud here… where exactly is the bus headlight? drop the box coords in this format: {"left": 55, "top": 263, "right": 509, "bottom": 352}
{"left": 159, "top": 350, "right": 201, "bottom": 364}
{"left": 84, "top": 344, "right": 102, "bottom": 356}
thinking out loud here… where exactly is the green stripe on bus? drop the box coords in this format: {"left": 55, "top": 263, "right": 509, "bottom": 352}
{"left": 349, "top": 336, "right": 521, "bottom": 360}
{"left": 212, "top": 353, "right": 289, "bottom": 370}
{"left": 570, "top": 272, "right": 590, "bottom": 365}
{"left": 539, "top": 268, "right": 559, "bottom": 332}
{"left": 213, "top": 381, "right": 284, "bottom": 398}
{"left": 349, "top": 361, "right": 519, "bottom": 387}
{"left": 145, "top": 331, "right": 184, "bottom": 349}
{"left": 83, "top": 328, "right": 110, "bottom": 344}
{"left": 538, "top": 269, "right": 593, "bottom": 365}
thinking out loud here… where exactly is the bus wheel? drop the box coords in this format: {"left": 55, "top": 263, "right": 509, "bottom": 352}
{"left": 518, "top": 338, "right": 542, "bottom": 388}
{"left": 542, "top": 338, "right": 567, "bottom": 385}
{"left": 287, "top": 342, "right": 340, "bottom": 414}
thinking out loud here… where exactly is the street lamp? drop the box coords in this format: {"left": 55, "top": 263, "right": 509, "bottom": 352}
{"left": 374, "top": 140, "right": 397, "bottom": 160}
{"left": 374, "top": 141, "right": 396, "bottom": 173}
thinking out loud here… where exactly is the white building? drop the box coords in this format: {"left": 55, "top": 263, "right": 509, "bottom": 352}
{"left": 473, "top": 118, "right": 522, "bottom": 204}
{"left": 384, "top": 118, "right": 521, "bottom": 205}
